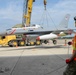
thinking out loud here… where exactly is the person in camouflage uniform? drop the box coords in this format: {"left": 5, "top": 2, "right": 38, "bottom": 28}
{"left": 63, "top": 57, "right": 76, "bottom": 75}
{"left": 63, "top": 35, "right": 76, "bottom": 75}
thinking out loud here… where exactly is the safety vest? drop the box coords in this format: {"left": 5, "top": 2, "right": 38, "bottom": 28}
{"left": 73, "top": 43, "right": 76, "bottom": 50}
{"left": 72, "top": 35, "right": 76, "bottom": 50}
{"left": 72, "top": 35, "right": 76, "bottom": 61}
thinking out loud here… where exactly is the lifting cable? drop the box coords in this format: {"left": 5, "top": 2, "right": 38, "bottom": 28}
{"left": 39, "top": 9, "right": 58, "bottom": 30}
{"left": 39, "top": 0, "right": 48, "bottom": 27}
{"left": 39, "top": 10, "right": 49, "bottom": 27}
{"left": 39, "top": 10, "right": 46, "bottom": 25}
{"left": 45, "top": 10, "right": 49, "bottom": 27}
{"left": 46, "top": 10, "right": 58, "bottom": 30}
{"left": 39, "top": 0, "right": 58, "bottom": 30}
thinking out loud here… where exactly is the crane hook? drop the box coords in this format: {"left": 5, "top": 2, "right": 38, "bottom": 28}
{"left": 44, "top": 0, "right": 47, "bottom": 10}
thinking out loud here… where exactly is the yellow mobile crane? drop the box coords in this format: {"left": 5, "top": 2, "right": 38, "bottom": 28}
{"left": 0, "top": 0, "right": 47, "bottom": 47}
{"left": 0, "top": 0, "right": 35, "bottom": 47}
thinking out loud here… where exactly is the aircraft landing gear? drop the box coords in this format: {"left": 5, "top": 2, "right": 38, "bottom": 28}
{"left": 53, "top": 40, "right": 57, "bottom": 45}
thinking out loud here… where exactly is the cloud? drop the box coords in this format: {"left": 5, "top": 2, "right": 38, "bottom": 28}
{"left": 0, "top": 0, "right": 23, "bottom": 31}
{"left": 31, "top": 0, "right": 76, "bottom": 29}
{"left": 49, "top": 0, "right": 76, "bottom": 28}
{"left": 0, "top": 0, "right": 76, "bottom": 31}
{"left": 51, "top": 0, "right": 76, "bottom": 13}
{"left": 0, "top": 0, "right": 23, "bottom": 21}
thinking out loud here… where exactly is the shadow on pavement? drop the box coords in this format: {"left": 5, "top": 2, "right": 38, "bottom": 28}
{"left": 0, "top": 54, "right": 71, "bottom": 75}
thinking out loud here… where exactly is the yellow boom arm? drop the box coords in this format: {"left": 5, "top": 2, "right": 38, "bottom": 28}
{"left": 24, "top": 0, "right": 35, "bottom": 26}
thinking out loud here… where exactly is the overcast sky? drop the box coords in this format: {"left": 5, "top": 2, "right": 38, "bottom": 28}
{"left": 0, "top": 0, "right": 76, "bottom": 31}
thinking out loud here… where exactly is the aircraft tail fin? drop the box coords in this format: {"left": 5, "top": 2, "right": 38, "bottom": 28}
{"left": 58, "top": 14, "right": 70, "bottom": 29}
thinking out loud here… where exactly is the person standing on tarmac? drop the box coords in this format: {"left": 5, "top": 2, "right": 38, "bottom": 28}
{"left": 63, "top": 34, "right": 76, "bottom": 75}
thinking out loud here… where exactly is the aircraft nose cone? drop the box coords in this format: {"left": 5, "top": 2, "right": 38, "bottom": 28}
{"left": 36, "top": 36, "right": 40, "bottom": 40}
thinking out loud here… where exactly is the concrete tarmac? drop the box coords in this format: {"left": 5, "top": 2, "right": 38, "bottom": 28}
{"left": 0, "top": 39, "right": 73, "bottom": 75}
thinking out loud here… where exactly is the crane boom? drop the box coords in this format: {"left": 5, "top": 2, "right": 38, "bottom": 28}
{"left": 23, "top": 0, "right": 35, "bottom": 27}
{"left": 22, "top": 0, "right": 46, "bottom": 27}
{"left": 22, "top": 0, "right": 28, "bottom": 26}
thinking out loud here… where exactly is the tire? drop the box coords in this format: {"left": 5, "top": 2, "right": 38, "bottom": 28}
{"left": 44, "top": 40, "right": 48, "bottom": 44}
{"left": 53, "top": 40, "right": 57, "bottom": 45}
{"left": 18, "top": 40, "right": 25, "bottom": 46}
{"left": 30, "top": 42, "right": 35, "bottom": 46}
{"left": 36, "top": 40, "right": 41, "bottom": 45}
{"left": 8, "top": 40, "right": 18, "bottom": 47}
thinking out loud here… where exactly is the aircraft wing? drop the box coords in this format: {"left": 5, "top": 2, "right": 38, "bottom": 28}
{"left": 0, "top": 28, "right": 74, "bottom": 36}
{"left": 0, "top": 29, "right": 53, "bottom": 36}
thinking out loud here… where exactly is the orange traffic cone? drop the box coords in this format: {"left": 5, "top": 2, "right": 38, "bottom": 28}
{"left": 16, "top": 44, "right": 18, "bottom": 48}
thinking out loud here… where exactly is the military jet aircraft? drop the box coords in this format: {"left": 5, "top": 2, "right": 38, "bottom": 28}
{"left": 0, "top": 14, "right": 74, "bottom": 45}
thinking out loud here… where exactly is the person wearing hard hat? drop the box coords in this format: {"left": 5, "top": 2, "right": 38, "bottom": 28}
{"left": 63, "top": 34, "right": 76, "bottom": 75}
